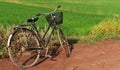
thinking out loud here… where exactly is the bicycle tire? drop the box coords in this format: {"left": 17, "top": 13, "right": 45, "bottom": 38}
{"left": 57, "top": 28, "right": 71, "bottom": 57}
{"left": 7, "top": 28, "right": 40, "bottom": 68}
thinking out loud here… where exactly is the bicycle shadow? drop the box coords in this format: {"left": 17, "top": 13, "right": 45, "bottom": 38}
{"left": 34, "top": 48, "right": 59, "bottom": 67}
{"left": 49, "top": 37, "right": 78, "bottom": 58}
{"left": 34, "top": 38, "right": 78, "bottom": 66}
{"left": 68, "top": 38, "right": 78, "bottom": 54}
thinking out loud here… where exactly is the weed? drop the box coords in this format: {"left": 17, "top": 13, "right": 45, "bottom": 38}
{"left": 91, "top": 16, "right": 120, "bottom": 40}
{"left": 0, "top": 24, "right": 15, "bottom": 58}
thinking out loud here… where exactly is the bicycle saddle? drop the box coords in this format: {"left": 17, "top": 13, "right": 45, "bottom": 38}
{"left": 27, "top": 17, "right": 39, "bottom": 22}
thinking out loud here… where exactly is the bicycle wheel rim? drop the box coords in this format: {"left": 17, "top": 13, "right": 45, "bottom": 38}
{"left": 57, "top": 28, "right": 71, "bottom": 57}
{"left": 8, "top": 28, "right": 40, "bottom": 68}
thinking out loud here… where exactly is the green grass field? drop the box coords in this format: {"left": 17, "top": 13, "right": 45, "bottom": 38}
{"left": 0, "top": 0, "right": 120, "bottom": 58}
{"left": 0, "top": 0, "right": 120, "bottom": 36}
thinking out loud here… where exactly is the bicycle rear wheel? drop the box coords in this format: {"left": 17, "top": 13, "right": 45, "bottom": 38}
{"left": 57, "top": 28, "right": 71, "bottom": 57}
{"left": 7, "top": 28, "right": 40, "bottom": 68}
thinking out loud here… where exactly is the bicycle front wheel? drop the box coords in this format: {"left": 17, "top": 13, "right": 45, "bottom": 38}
{"left": 7, "top": 28, "right": 40, "bottom": 68}
{"left": 57, "top": 28, "right": 71, "bottom": 57}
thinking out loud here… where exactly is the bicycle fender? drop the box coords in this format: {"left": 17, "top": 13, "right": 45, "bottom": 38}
{"left": 7, "top": 34, "right": 13, "bottom": 47}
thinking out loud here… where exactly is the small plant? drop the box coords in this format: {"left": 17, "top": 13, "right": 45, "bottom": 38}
{"left": 0, "top": 24, "right": 15, "bottom": 58}
{"left": 91, "top": 16, "right": 120, "bottom": 40}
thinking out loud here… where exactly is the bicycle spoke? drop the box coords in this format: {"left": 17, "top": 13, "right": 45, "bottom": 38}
{"left": 8, "top": 28, "right": 40, "bottom": 68}
{"left": 57, "top": 28, "right": 71, "bottom": 57}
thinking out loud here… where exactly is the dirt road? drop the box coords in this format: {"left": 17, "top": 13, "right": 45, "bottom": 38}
{"left": 1, "top": 40, "right": 120, "bottom": 70}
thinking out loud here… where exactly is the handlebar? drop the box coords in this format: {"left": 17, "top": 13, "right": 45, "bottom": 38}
{"left": 36, "top": 5, "right": 61, "bottom": 16}
{"left": 57, "top": 5, "right": 61, "bottom": 9}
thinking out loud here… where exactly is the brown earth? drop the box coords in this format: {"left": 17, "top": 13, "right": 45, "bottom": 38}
{"left": 1, "top": 40, "right": 120, "bottom": 70}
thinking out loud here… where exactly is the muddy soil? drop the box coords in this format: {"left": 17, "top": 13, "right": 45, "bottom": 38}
{"left": 1, "top": 40, "right": 120, "bottom": 70}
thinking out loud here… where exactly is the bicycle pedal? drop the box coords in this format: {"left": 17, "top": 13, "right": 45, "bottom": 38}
{"left": 45, "top": 55, "right": 51, "bottom": 58}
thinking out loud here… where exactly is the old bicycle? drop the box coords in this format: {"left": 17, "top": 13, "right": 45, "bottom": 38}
{"left": 7, "top": 5, "right": 71, "bottom": 68}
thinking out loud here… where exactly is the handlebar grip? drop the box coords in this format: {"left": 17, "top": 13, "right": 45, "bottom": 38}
{"left": 57, "top": 5, "right": 61, "bottom": 9}
{"left": 36, "top": 5, "right": 61, "bottom": 16}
